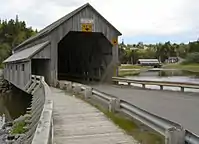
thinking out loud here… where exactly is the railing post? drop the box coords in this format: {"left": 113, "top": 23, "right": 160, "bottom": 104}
{"left": 180, "top": 87, "right": 184, "bottom": 92}
{"left": 142, "top": 84, "right": 146, "bottom": 88}
{"left": 113, "top": 81, "right": 118, "bottom": 85}
{"left": 165, "top": 127, "right": 185, "bottom": 144}
{"left": 73, "top": 83, "right": 81, "bottom": 94}
{"left": 108, "top": 98, "right": 120, "bottom": 113}
{"left": 65, "top": 82, "right": 72, "bottom": 92}
{"left": 128, "top": 82, "right": 131, "bottom": 86}
{"left": 160, "top": 85, "right": 163, "bottom": 90}
{"left": 84, "top": 87, "right": 92, "bottom": 100}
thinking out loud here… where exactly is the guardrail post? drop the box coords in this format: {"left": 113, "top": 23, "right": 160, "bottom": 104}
{"left": 180, "top": 87, "right": 184, "bottom": 92}
{"left": 59, "top": 82, "right": 65, "bottom": 90}
{"left": 160, "top": 85, "right": 163, "bottom": 90}
{"left": 142, "top": 84, "right": 146, "bottom": 88}
{"left": 165, "top": 127, "right": 185, "bottom": 144}
{"left": 113, "top": 81, "right": 118, "bottom": 85}
{"left": 73, "top": 84, "right": 81, "bottom": 94}
{"left": 108, "top": 98, "right": 120, "bottom": 113}
{"left": 84, "top": 87, "right": 92, "bottom": 100}
{"left": 128, "top": 82, "right": 131, "bottom": 86}
{"left": 65, "top": 82, "right": 72, "bottom": 92}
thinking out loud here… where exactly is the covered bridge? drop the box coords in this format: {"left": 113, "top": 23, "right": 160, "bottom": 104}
{"left": 137, "top": 59, "right": 161, "bottom": 67}
{"left": 3, "top": 3, "right": 122, "bottom": 90}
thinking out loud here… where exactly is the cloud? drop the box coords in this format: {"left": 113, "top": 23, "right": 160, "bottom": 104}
{"left": 0, "top": 0, "right": 198, "bottom": 42}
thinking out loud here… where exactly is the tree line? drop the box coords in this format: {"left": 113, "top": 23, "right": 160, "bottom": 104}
{"left": 0, "top": 16, "right": 37, "bottom": 66}
{"left": 119, "top": 40, "right": 199, "bottom": 64}
{"left": 0, "top": 16, "right": 198, "bottom": 66}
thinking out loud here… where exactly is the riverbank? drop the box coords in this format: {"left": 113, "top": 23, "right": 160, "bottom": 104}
{"left": 119, "top": 64, "right": 143, "bottom": 69}
{"left": 163, "top": 63, "right": 199, "bottom": 73}
{"left": 118, "top": 64, "right": 150, "bottom": 77}
{"left": 118, "top": 70, "right": 140, "bottom": 77}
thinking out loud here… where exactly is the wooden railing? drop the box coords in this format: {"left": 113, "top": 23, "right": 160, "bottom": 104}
{"left": 112, "top": 77, "right": 199, "bottom": 92}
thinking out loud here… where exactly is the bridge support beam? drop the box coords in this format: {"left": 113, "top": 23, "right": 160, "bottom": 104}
{"left": 165, "top": 127, "right": 185, "bottom": 144}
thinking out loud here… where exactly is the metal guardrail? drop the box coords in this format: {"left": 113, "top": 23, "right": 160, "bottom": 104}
{"left": 185, "top": 131, "right": 199, "bottom": 144}
{"left": 112, "top": 77, "right": 199, "bottom": 92}
{"left": 58, "top": 80, "right": 199, "bottom": 144}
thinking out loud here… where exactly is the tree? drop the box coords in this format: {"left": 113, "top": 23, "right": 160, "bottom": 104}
{"left": 0, "top": 16, "right": 37, "bottom": 65}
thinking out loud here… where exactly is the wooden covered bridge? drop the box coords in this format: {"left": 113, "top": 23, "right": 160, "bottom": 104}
{"left": 3, "top": 3, "right": 121, "bottom": 90}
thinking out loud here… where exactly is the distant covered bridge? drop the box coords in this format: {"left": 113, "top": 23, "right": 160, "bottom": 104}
{"left": 137, "top": 59, "right": 161, "bottom": 68}
{"left": 3, "top": 3, "right": 121, "bottom": 90}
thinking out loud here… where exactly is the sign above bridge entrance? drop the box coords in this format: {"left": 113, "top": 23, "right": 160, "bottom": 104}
{"left": 80, "top": 18, "right": 94, "bottom": 24}
{"left": 81, "top": 18, "right": 94, "bottom": 32}
{"left": 81, "top": 23, "right": 93, "bottom": 32}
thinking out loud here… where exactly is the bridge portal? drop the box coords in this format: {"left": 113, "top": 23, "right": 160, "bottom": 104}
{"left": 58, "top": 31, "right": 112, "bottom": 82}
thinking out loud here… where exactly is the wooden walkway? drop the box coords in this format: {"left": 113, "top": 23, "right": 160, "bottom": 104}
{"left": 50, "top": 87, "right": 138, "bottom": 144}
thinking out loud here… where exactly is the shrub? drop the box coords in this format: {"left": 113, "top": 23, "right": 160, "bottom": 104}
{"left": 182, "top": 52, "right": 199, "bottom": 64}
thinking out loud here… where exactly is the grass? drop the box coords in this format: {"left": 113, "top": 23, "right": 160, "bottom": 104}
{"left": 102, "top": 110, "right": 164, "bottom": 144}
{"left": 0, "top": 63, "right": 4, "bottom": 69}
{"left": 11, "top": 121, "right": 27, "bottom": 134}
{"left": 71, "top": 92, "right": 164, "bottom": 144}
{"left": 163, "top": 63, "right": 199, "bottom": 72}
{"left": 118, "top": 70, "right": 140, "bottom": 77}
{"left": 119, "top": 64, "right": 143, "bottom": 70}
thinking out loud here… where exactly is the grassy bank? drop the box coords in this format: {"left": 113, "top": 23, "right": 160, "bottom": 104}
{"left": 103, "top": 110, "right": 164, "bottom": 144}
{"left": 0, "top": 64, "right": 4, "bottom": 69}
{"left": 11, "top": 121, "right": 26, "bottom": 134}
{"left": 163, "top": 63, "right": 199, "bottom": 72}
{"left": 118, "top": 64, "right": 150, "bottom": 77}
{"left": 118, "top": 70, "right": 140, "bottom": 77}
{"left": 73, "top": 92, "right": 164, "bottom": 144}
{"left": 119, "top": 64, "right": 143, "bottom": 70}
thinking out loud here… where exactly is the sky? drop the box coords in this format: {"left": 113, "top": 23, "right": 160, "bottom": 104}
{"left": 1, "top": 0, "right": 199, "bottom": 44}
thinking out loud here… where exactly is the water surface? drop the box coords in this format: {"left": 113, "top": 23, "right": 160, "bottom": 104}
{"left": 124, "top": 69, "right": 199, "bottom": 92}
{"left": 0, "top": 87, "right": 32, "bottom": 122}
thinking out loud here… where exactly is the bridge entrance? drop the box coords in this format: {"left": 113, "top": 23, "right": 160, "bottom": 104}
{"left": 58, "top": 31, "right": 113, "bottom": 83}
{"left": 31, "top": 59, "right": 50, "bottom": 84}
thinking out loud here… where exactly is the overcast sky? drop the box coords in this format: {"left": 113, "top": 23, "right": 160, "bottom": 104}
{"left": 1, "top": 0, "right": 199, "bottom": 44}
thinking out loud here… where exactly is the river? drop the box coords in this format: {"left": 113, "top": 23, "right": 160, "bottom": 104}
{"left": 124, "top": 69, "right": 199, "bottom": 92}
{"left": 0, "top": 70, "right": 32, "bottom": 126}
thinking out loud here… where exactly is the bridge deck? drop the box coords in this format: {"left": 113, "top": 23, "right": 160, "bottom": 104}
{"left": 92, "top": 84, "right": 199, "bottom": 136}
{"left": 50, "top": 88, "right": 138, "bottom": 144}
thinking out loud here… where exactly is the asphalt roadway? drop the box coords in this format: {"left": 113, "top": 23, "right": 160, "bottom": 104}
{"left": 92, "top": 84, "right": 199, "bottom": 136}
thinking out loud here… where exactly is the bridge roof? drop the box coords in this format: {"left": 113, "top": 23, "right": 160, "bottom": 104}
{"left": 4, "top": 41, "right": 49, "bottom": 63}
{"left": 13, "top": 3, "right": 122, "bottom": 51}
{"left": 138, "top": 59, "right": 159, "bottom": 62}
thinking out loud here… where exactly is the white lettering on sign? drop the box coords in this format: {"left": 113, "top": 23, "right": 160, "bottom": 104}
{"left": 80, "top": 18, "right": 94, "bottom": 24}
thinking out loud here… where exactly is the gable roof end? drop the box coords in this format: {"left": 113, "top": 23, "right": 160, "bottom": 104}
{"left": 13, "top": 3, "right": 122, "bottom": 51}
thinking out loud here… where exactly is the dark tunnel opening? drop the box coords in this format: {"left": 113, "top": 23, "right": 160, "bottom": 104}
{"left": 58, "top": 31, "right": 113, "bottom": 83}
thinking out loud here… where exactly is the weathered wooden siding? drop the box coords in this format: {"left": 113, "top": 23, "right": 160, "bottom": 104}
{"left": 4, "top": 61, "right": 31, "bottom": 90}
{"left": 32, "top": 44, "right": 51, "bottom": 59}
{"left": 49, "top": 6, "right": 120, "bottom": 85}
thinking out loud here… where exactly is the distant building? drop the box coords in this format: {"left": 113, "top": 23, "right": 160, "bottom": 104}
{"left": 137, "top": 59, "right": 161, "bottom": 68}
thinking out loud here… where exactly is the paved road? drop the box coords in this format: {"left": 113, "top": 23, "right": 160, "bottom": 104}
{"left": 50, "top": 87, "right": 138, "bottom": 144}
{"left": 92, "top": 84, "right": 199, "bottom": 136}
